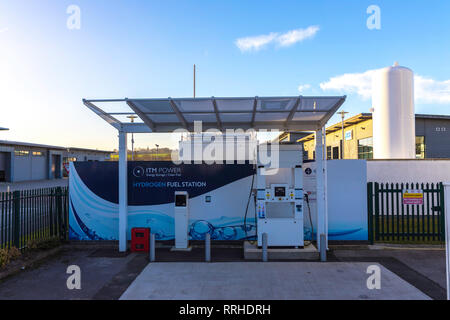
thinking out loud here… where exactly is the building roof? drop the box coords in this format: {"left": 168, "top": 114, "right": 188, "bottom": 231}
{"left": 415, "top": 114, "right": 450, "bottom": 120}
{"left": 0, "top": 140, "right": 112, "bottom": 154}
{"left": 297, "top": 113, "right": 450, "bottom": 143}
{"left": 84, "top": 96, "right": 347, "bottom": 132}
{"left": 66, "top": 147, "right": 112, "bottom": 154}
{"left": 0, "top": 140, "right": 67, "bottom": 150}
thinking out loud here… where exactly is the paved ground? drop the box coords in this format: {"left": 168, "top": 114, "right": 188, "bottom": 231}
{"left": 0, "top": 245, "right": 446, "bottom": 300}
{"left": 0, "top": 247, "right": 145, "bottom": 300}
{"left": 0, "top": 179, "right": 68, "bottom": 192}
{"left": 120, "top": 262, "right": 430, "bottom": 300}
{"left": 333, "top": 248, "right": 447, "bottom": 289}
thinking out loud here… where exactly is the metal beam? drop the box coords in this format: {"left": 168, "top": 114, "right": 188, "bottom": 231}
{"left": 83, "top": 99, "right": 121, "bottom": 129}
{"left": 250, "top": 97, "right": 258, "bottom": 128}
{"left": 127, "top": 120, "right": 321, "bottom": 132}
{"left": 169, "top": 98, "right": 188, "bottom": 129}
{"left": 319, "top": 96, "right": 347, "bottom": 128}
{"left": 285, "top": 96, "right": 301, "bottom": 127}
{"left": 126, "top": 99, "right": 155, "bottom": 132}
{"left": 118, "top": 131, "right": 128, "bottom": 252}
{"left": 315, "top": 128, "right": 326, "bottom": 252}
{"left": 211, "top": 97, "right": 223, "bottom": 131}
{"left": 121, "top": 123, "right": 153, "bottom": 133}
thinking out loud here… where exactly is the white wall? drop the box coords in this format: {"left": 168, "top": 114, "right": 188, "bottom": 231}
{"left": 327, "top": 160, "right": 368, "bottom": 240}
{"left": 303, "top": 160, "right": 368, "bottom": 240}
{"left": 367, "top": 159, "right": 450, "bottom": 183}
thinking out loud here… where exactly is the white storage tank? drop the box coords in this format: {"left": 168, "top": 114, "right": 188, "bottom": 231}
{"left": 372, "top": 62, "right": 415, "bottom": 159}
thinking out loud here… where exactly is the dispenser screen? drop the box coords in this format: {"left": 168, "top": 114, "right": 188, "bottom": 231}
{"left": 175, "top": 194, "right": 187, "bottom": 207}
{"left": 274, "top": 186, "right": 286, "bottom": 197}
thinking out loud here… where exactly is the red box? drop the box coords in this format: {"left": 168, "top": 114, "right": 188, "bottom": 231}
{"left": 131, "top": 228, "right": 150, "bottom": 252}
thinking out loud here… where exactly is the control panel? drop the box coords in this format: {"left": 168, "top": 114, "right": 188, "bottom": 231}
{"left": 264, "top": 184, "right": 296, "bottom": 202}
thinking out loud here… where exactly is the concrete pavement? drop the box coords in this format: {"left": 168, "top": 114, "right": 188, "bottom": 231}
{"left": 120, "top": 262, "right": 430, "bottom": 300}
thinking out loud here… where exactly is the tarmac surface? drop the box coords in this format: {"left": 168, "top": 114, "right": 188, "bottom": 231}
{"left": 0, "top": 245, "right": 446, "bottom": 300}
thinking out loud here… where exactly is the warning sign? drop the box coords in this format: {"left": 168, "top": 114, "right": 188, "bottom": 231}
{"left": 403, "top": 189, "right": 424, "bottom": 205}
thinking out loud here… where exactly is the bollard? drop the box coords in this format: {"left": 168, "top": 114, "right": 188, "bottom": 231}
{"left": 262, "top": 233, "right": 268, "bottom": 262}
{"left": 320, "top": 233, "right": 327, "bottom": 262}
{"left": 150, "top": 233, "right": 156, "bottom": 262}
{"left": 205, "top": 233, "right": 211, "bottom": 262}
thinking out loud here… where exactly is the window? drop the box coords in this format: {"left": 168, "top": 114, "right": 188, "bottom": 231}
{"left": 32, "top": 151, "right": 44, "bottom": 156}
{"left": 327, "top": 146, "right": 332, "bottom": 160}
{"left": 416, "top": 136, "right": 425, "bottom": 159}
{"left": 302, "top": 150, "right": 308, "bottom": 160}
{"left": 358, "top": 137, "right": 373, "bottom": 159}
{"left": 332, "top": 146, "right": 339, "bottom": 159}
{"left": 14, "top": 150, "right": 29, "bottom": 156}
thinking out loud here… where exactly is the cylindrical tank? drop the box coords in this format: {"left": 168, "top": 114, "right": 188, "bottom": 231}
{"left": 372, "top": 63, "right": 415, "bottom": 159}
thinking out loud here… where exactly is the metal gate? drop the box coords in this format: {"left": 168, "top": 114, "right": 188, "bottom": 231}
{"left": 367, "top": 182, "right": 445, "bottom": 244}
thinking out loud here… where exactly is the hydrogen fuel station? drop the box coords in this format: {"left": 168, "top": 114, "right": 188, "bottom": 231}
{"left": 75, "top": 96, "right": 348, "bottom": 256}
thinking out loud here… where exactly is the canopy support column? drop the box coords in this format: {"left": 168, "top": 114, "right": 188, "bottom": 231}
{"left": 315, "top": 127, "right": 327, "bottom": 251}
{"left": 118, "top": 130, "right": 128, "bottom": 252}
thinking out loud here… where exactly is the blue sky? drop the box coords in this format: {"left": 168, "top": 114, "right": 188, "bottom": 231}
{"left": 1, "top": 0, "right": 449, "bottom": 150}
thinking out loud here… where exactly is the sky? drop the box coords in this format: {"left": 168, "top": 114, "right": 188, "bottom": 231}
{"left": 1, "top": 0, "right": 449, "bottom": 151}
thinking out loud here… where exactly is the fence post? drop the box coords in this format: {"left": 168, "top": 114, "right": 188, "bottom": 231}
{"left": 442, "top": 182, "right": 450, "bottom": 300}
{"left": 440, "top": 183, "right": 446, "bottom": 242}
{"left": 149, "top": 233, "right": 156, "bottom": 262}
{"left": 262, "top": 233, "right": 268, "bottom": 262}
{"left": 320, "top": 233, "right": 327, "bottom": 262}
{"left": 63, "top": 187, "right": 69, "bottom": 240}
{"left": 374, "top": 183, "right": 380, "bottom": 241}
{"left": 367, "top": 182, "right": 374, "bottom": 245}
{"left": 205, "top": 233, "right": 211, "bottom": 262}
{"left": 13, "top": 191, "right": 20, "bottom": 248}
{"left": 56, "top": 187, "right": 63, "bottom": 240}
{"left": 48, "top": 188, "right": 53, "bottom": 237}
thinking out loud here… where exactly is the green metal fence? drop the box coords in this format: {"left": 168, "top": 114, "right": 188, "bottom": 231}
{"left": 0, "top": 186, "right": 69, "bottom": 250}
{"left": 367, "top": 182, "right": 445, "bottom": 244}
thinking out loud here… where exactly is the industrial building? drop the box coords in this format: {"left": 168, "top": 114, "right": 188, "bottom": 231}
{"left": 0, "top": 140, "right": 112, "bottom": 182}
{"left": 299, "top": 113, "right": 450, "bottom": 160}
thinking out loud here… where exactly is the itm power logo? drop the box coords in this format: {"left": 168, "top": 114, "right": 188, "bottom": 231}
{"left": 132, "top": 166, "right": 182, "bottom": 178}
{"left": 133, "top": 166, "right": 145, "bottom": 178}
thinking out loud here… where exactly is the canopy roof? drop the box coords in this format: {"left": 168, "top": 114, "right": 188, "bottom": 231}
{"left": 83, "top": 96, "right": 346, "bottom": 133}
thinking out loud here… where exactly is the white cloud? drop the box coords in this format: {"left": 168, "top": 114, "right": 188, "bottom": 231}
{"left": 277, "top": 26, "right": 320, "bottom": 47}
{"left": 235, "top": 26, "right": 320, "bottom": 52}
{"left": 414, "top": 75, "right": 450, "bottom": 104}
{"left": 320, "top": 68, "right": 450, "bottom": 104}
{"left": 235, "top": 32, "right": 279, "bottom": 52}
{"left": 298, "top": 84, "right": 311, "bottom": 93}
{"left": 319, "top": 69, "right": 377, "bottom": 100}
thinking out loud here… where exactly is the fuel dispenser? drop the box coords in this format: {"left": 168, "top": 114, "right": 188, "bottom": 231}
{"left": 256, "top": 144, "right": 304, "bottom": 247}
